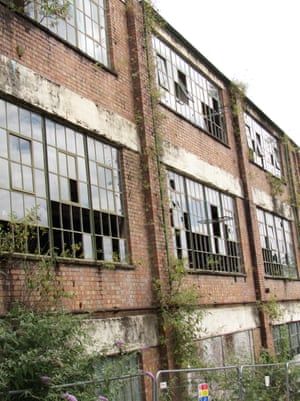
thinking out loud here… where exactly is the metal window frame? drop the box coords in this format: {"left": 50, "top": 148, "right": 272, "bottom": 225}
{"left": 25, "top": 0, "right": 109, "bottom": 66}
{"left": 257, "top": 208, "right": 297, "bottom": 278}
{"left": 153, "top": 35, "right": 227, "bottom": 144}
{"left": 0, "top": 97, "right": 127, "bottom": 262}
{"left": 168, "top": 170, "right": 243, "bottom": 274}
{"left": 244, "top": 113, "right": 282, "bottom": 177}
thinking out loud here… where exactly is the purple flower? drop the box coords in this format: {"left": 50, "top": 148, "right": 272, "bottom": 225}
{"left": 98, "top": 396, "right": 109, "bottom": 401}
{"left": 114, "top": 340, "right": 125, "bottom": 348}
{"left": 40, "top": 375, "right": 52, "bottom": 386}
{"left": 62, "top": 393, "right": 78, "bottom": 401}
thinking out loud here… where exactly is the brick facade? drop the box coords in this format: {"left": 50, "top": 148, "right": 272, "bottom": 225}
{"left": 0, "top": 0, "right": 299, "bottom": 392}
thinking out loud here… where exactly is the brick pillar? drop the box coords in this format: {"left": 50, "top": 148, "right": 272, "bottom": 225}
{"left": 231, "top": 94, "right": 275, "bottom": 352}
{"left": 126, "top": 0, "right": 175, "bottom": 369}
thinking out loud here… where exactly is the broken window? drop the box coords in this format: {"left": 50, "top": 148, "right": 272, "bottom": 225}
{"left": 256, "top": 208, "right": 297, "bottom": 278}
{"left": 273, "top": 322, "right": 300, "bottom": 358}
{"left": 153, "top": 36, "right": 227, "bottom": 143}
{"left": 175, "top": 70, "right": 190, "bottom": 104}
{"left": 168, "top": 171, "right": 242, "bottom": 274}
{"left": 0, "top": 98, "right": 126, "bottom": 262}
{"left": 244, "top": 113, "right": 281, "bottom": 177}
{"left": 25, "top": 0, "right": 109, "bottom": 66}
{"left": 156, "top": 54, "right": 169, "bottom": 90}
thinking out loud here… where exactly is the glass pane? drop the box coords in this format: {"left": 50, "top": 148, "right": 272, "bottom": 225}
{"left": 119, "top": 239, "right": 126, "bottom": 263}
{"left": 85, "top": 16, "right": 93, "bottom": 36}
{"left": 56, "top": 124, "right": 66, "bottom": 150}
{"left": 33, "top": 142, "right": 44, "bottom": 169}
{"left": 24, "top": 194, "right": 36, "bottom": 215}
{"left": 60, "top": 176, "right": 70, "bottom": 201}
{"left": 79, "top": 182, "right": 89, "bottom": 207}
{"left": 0, "top": 129, "right": 7, "bottom": 158}
{"left": 11, "top": 163, "right": 22, "bottom": 189}
{"left": 9, "top": 135, "right": 20, "bottom": 162}
{"left": 104, "top": 144, "right": 112, "bottom": 166}
{"left": 0, "top": 189, "right": 10, "bottom": 220}
{"left": 91, "top": 185, "right": 100, "bottom": 210}
{"left": 105, "top": 169, "right": 113, "bottom": 190}
{"left": 31, "top": 113, "right": 42, "bottom": 140}
{"left": 58, "top": 152, "right": 68, "bottom": 176}
{"left": 34, "top": 169, "right": 46, "bottom": 197}
{"left": 66, "top": 128, "right": 76, "bottom": 153}
{"left": 7, "top": 103, "right": 19, "bottom": 132}
{"left": 20, "top": 138, "right": 32, "bottom": 165}
{"left": 49, "top": 173, "right": 59, "bottom": 200}
{"left": 0, "top": 158, "right": 9, "bottom": 189}
{"left": 36, "top": 197, "right": 48, "bottom": 226}
{"left": 107, "top": 191, "right": 114, "bottom": 212}
{"left": 96, "top": 141, "right": 104, "bottom": 163}
{"left": 89, "top": 161, "right": 97, "bottom": 185}
{"left": 67, "top": 24, "right": 76, "bottom": 46}
{"left": 76, "top": 9, "right": 85, "bottom": 30}
{"left": 19, "top": 108, "right": 32, "bottom": 137}
{"left": 77, "top": 157, "right": 87, "bottom": 182}
{"left": 11, "top": 191, "right": 24, "bottom": 219}
{"left": 103, "top": 236, "right": 112, "bottom": 260}
{"left": 76, "top": 133, "right": 84, "bottom": 156}
{"left": 100, "top": 188, "right": 108, "bottom": 210}
{"left": 67, "top": 155, "right": 77, "bottom": 180}
{"left": 47, "top": 147, "right": 58, "bottom": 173}
{"left": 98, "top": 166, "right": 106, "bottom": 187}
{"left": 22, "top": 166, "right": 34, "bottom": 192}
{"left": 0, "top": 100, "right": 6, "bottom": 129}
{"left": 87, "top": 137, "right": 96, "bottom": 160}
{"left": 82, "top": 234, "right": 93, "bottom": 259}
{"left": 46, "top": 119, "right": 56, "bottom": 146}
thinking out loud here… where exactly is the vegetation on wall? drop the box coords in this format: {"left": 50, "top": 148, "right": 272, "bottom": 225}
{"left": 0, "top": 213, "right": 139, "bottom": 400}
{"left": 6, "top": 0, "right": 70, "bottom": 21}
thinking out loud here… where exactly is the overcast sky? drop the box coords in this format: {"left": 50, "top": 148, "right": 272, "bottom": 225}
{"left": 155, "top": 0, "right": 299, "bottom": 147}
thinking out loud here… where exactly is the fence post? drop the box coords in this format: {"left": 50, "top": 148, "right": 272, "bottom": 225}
{"left": 239, "top": 366, "right": 244, "bottom": 401}
{"left": 286, "top": 362, "right": 290, "bottom": 401}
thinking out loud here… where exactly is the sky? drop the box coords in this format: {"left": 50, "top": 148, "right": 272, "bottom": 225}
{"left": 155, "top": 0, "right": 300, "bottom": 146}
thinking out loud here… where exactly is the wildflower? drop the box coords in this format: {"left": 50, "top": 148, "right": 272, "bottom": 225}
{"left": 98, "top": 396, "right": 109, "bottom": 401}
{"left": 40, "top": 375, "right": 52, "bottom": 386}
{"left": 62, "top": 392, "right": 78, "bottom": 401}
{"left": 114, "top": 340, "right": 124, "bottom": 348}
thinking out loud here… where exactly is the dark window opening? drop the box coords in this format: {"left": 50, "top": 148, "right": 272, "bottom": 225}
{"left": 211, "top": 205, "right": 221, "bottom": 237}
{"left": 168, "top": 171, "right": 242, "bottom": 274}
{"left": 82, "top": 208, "right": 91, "bottom": 233}
{"left": 102, "top": 213, "right": 110, "bottom": 236}
{"left": 175, "top": 70, "right": 189, "bottom": 104}
{"left": 70, "top": 179, "right": 79, "bottom": 203}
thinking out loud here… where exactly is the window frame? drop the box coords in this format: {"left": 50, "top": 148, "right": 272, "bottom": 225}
{"left": 0, "top": 97, "right": 128, "bottom": 264}
{"left": 244, "top": 113, "right": 282, "bottom": 177}
{"left": 152, "top": 35, "right": 227, "bottom": 145}
{"left": 22, "top": 0, "right": 110, "bottom": 67}
{"left": 167, "top": 170, "right": 243, "bottom": 275}
{"left": 256, "top": 208, "right": 297, "bottom": 278}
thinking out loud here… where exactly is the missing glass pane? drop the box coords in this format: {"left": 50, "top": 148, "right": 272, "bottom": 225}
{"left": 69, "top": 179, "right": 79, "bottom": 203}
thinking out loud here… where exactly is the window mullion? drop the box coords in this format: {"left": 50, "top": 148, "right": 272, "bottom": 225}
{"left": 83, "top": 135, "right": 96, "bottom": 261}
{"left": 42, "top": 116, "right": 54, "bottom": 256}
{"left": 183, "top": 177, "right": 194, "bottom": 269}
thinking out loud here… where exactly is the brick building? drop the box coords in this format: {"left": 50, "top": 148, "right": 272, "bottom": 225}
{"left": 0, "top": 0, "right": 299, "bottom": 397}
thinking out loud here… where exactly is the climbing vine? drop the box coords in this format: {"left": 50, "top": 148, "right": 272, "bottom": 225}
{"left": 6, "top": 0, "right": 70, "bottom": 22}
{"left": 154, "top": 258, "right": 205, "bottom": 368}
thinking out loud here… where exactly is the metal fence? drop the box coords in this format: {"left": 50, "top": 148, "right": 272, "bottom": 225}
{"left": 6, "top": 362, "right": 300, "bottom": 401}
{"left": 6, "top": 371, "right": 155, "bottom": 401}
{"left": 155, "top": 361, "right": 300, "bottom": 401}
